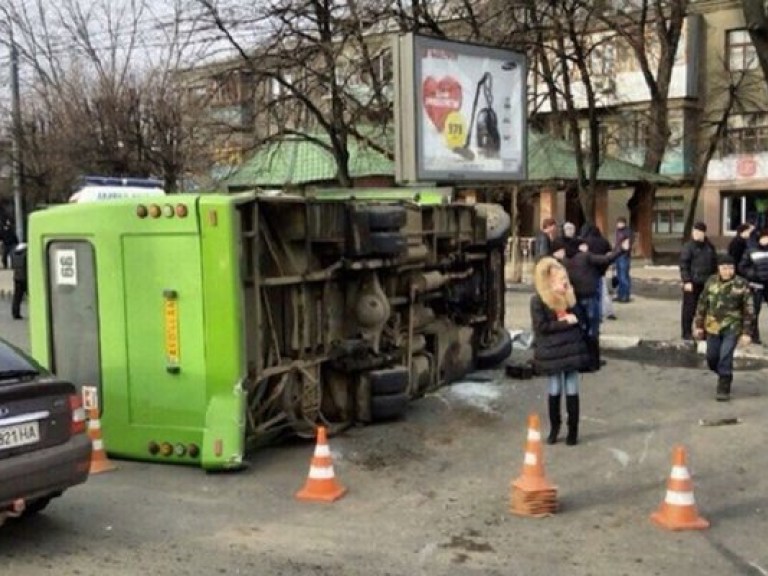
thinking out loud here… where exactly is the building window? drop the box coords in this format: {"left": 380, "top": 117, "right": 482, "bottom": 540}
{"left": 653, "top": 195, "right": 685, "bottom": 234}
{"left": 722, "top": 192, "right": 768, "bottom": 234}
{"left": 618, "top": 116, "right": 649, "bottom": 150}
{"left": 723, "top": 113, "right": 768, "bottom": 155}
{"left": 727, "top": 29, "right": 758, "bottom": 71}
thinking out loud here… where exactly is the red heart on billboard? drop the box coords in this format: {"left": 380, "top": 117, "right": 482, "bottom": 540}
{"left": 422, "top": 76, "right": 463, "bottom": 133}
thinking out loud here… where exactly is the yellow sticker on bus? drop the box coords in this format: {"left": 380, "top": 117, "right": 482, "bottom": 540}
{"left": 163, "top": 295, "right": 180, "bottom": 371}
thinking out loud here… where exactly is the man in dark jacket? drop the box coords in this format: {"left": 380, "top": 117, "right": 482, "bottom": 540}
{"left": 11, "top": 242, "right": 27, "bottom": 320}
{"left": 738, "top": 227, "right": 768, "bottom": 343}
{"left": 679, "top": 221, "right": 718, "bottom": 341}
{"left": 535, "top": 217, "right": 558, "bottom": 262}
{"left": 729, "top": 223, "right": 755, "bottom": 267}
{"left": 1, "top": 220, "right": 18, "bottom": 270}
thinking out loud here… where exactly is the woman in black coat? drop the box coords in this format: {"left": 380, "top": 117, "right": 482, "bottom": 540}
{"left": 530, "top": 257, "right": 591, "bottom": 446}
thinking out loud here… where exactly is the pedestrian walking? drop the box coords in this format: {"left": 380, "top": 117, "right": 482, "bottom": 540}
{"left": 535, "top": 217, "right": 558, "bottom": 261}
{"left": 530, "top": 257, "right": 591, "bottom": 446}
{"left": 612, "top": 217, "right": 633, "bottom": 303}
{"left": 693, "top": 254, "right": 754, "bottom": 401}
{"left": 737, "top": 227, "right": 768, "bottom": 343}
{"left": 679, "top": 222, "right": 717, "bottom": 341}
{"left": 10, "top": 242, "right": 27, "bottom": 320}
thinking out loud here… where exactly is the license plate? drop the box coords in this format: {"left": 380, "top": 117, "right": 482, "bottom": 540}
{"left": 0, "top": 421, "right": 40, "bottom": 450}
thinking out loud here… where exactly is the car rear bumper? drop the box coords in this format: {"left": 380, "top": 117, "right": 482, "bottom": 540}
{"left": 0, "top": 434, "right": 92, "bottom": 509}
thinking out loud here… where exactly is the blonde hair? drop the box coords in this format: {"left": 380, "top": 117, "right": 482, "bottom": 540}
{"left": 533, "top": 257, "right": 576, "bottom": 311}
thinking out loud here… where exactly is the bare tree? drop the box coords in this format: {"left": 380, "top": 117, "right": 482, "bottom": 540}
{"left": 4, "top": 0, "right": 213, "bottom": 203}
{"left": 743, "top": 0, "right": 768, "bottom": 83}
{"left": 600, "top": 0, "right": 687, "bottom": 257}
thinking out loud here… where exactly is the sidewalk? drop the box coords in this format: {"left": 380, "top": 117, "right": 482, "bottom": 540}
{"left": 0, "top": 268, "right": 12, "bottom": 300}
{"left": 504, "top": 274, "right": 768, "bottom": 363}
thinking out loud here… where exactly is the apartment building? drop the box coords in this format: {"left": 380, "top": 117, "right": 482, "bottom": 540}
{"left": 696, "top": 0, "right": 768, "bottom": 244}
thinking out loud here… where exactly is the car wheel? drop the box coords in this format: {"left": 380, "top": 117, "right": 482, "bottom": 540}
{"left": 370, "top": 393, "right": 409, "bottom": 421}
{"left": 368, "top": 367, "right": 409, "bottom": 396}
{"left": 366, "top": 206, "right": 407, "bottom": 230}
{"left": 476, "top": 328, "right": 513, "bottom": 369}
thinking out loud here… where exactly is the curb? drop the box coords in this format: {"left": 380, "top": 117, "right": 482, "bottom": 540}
{"left": 601, "top": 336, "right": 768, "bottom": 362}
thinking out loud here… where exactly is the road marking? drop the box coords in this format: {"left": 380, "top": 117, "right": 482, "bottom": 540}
{"left": 638, "top": 430, "right": 654, "bottom": 464}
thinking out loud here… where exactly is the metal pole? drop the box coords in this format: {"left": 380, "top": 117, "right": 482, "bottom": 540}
{"left": 10, "top": 24, "right": 24, "bottom": 242}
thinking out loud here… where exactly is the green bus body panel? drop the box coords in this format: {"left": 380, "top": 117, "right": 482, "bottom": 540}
{"left": 28, "top": 195, "right": 249, "bottom": 470}
{"left": 122, "top": 235, "right": 207, "bottom": 427}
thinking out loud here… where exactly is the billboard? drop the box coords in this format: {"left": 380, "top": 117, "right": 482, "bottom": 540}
{"left": 395, "top": 34, "right": 527, "bottom": 183}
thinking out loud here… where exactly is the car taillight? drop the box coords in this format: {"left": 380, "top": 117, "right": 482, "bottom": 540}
{"left": 69, "top": 394, "right": 87, "bottom": 435}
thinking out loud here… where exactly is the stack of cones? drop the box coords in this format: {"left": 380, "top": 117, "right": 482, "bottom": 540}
{"left": 510, "top": 413, "right": 558, "bottom": 517}
{"left": 651, "top": 445, "right": 709, "bottom": 531}
{"left": 295, "top": 426, "right": 347, "bottom": 503}
{"left": 87, "top": 408, "right": 117, "bottom": 474}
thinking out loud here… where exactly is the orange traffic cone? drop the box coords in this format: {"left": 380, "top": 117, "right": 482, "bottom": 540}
{"left": 87, "top": 408, "right": 117, "bottom": 474}
{"left": 295, "top": 426, "right": 347, "bottom": 503}
{"left": 512, "top": 413, "right": 556, "bottom": 493}
{"left": 651, "top": 445, "right": 709, "bottom": 531}
{"left": 510, "top": 413, "right": 558, "bottom": 517}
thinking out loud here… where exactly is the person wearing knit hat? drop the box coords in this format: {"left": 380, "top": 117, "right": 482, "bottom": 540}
{"left": 694, "top": 252, "right": 754, "bottom": 401}
{"left": 737, "top": 226, "right": 768, "bottom": 343}
{"left": 717, "top": 253, "right": 735, "bottom": 266}
{"left": 550, "top": 238, "right": 568, "bottom": 258}
{"left": 679, "top": 221, "right": 717, "bottom": 340}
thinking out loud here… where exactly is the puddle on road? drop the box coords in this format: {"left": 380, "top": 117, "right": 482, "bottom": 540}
{"left": 603, "top": 342, "right": 768, "bottom": 371}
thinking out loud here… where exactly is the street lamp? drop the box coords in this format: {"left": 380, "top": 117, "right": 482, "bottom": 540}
{"left": 9, "top": 23, "right": 24, "bottom": 242}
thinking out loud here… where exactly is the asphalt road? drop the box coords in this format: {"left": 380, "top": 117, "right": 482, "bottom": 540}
{"left": 1, "top": 301, "right": 768, "bottom": 575}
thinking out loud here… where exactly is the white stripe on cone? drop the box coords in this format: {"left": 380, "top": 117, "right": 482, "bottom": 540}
{"left": 92, "top": 439, "right": 104, "bottom": 451}
{"left": 670, "top": 465, "right": 691, "bottom": 480}
{"left": 528, "top": 429, "right": 541, "bottom": 441}
{"left": 314, "top": 444, "right": 331, "bottom": 457}
{"left": 524, "top": 452, "right": 537, "bottom": 465}
{"left": 309, "top": 465, "right": 335, "bottom": 479}
{"left": 665, "top": 490, "right": 695, "bottom": 506}
{"left": 89, "top": 420, "right": 102, "bottom": 430}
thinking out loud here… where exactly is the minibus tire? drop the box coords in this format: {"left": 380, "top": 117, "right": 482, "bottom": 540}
{"left": 369, "top": 367, "right": 409, "bottom": 396}
{"left": 366, "top": 206, "right": 407, "bottom": 231}
{"left": 476, "top": 328, "right": 513, "bottom": 369}
{"left": 370, "top": 231, "right": 407, "bottom": 256}
{"left": 371, "top": 393, "right": 409, "bottom": 421}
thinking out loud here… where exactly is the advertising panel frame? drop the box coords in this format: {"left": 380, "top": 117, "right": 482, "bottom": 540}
{"left": 394, "top": 33, "right": 527, "bottom": 184}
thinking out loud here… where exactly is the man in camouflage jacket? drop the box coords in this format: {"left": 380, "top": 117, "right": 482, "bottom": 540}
{"left": 694, "top": 254, "right": 754, "bottom": 401}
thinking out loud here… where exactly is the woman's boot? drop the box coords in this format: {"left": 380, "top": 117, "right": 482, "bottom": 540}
{"left": 547, "top": 394, "right": 561, "bottom": 444}
{"left": 565, "top": 394, "right": 580, "bottom": 446}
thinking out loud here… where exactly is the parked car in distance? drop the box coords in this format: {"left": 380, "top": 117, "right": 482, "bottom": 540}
{"left": 0, "top": 337, "right": 91, "bottom": 526}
